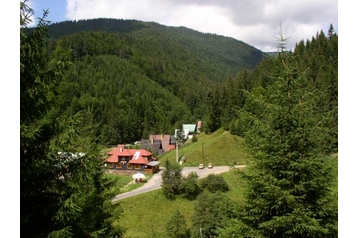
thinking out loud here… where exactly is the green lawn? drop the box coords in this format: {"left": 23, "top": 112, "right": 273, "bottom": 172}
{"left": 104, "top": 172, "right": 154, "bottom": 195}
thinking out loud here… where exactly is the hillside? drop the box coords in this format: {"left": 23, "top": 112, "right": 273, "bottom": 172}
{"left": 47, "top": 18, "right": 263, "bottom": 76}
{"left": 158, "top": 128, "right": 250, "bottom": 166}
{"left": 116, "top": 169, "right": 247, "bottom": 237}
{"left": 45, "top": 18, "right": 264, "bottom": 144}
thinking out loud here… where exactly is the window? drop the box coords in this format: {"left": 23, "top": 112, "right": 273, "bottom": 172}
{"left": 135, "top": 164, "right": 141, "bottom": 170}
{"left": 127, "top": 164, "right": 133, "bottom": 169}
{"left": 117, "top": 163, "right": 122, "bottom": 169}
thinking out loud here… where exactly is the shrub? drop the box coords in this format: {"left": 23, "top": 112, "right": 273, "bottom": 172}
{"left": 179, "top": 172, "right": 201, "bottom": 200}
{"left": 166, "top": 210, "right": 190, "bottom": 238}
{"left": 200, "top": 174, "right": 229, "bottom": 193}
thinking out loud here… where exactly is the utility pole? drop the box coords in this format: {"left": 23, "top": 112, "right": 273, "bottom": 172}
{"left": 202, "top": 142, "right": 204, "bottom": 164}
{"left": 175, "top": 129, "right": 179, "bottom": 163}
{"left": 176, "top": 137, "right": 179, "bottom": 163}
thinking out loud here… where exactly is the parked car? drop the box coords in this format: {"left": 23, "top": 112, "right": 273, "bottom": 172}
{"left": 208, "top": 163, "right": 213, "bottom": 169}
{"left": 199, "top": 163, "right": 204, "bottom": 169}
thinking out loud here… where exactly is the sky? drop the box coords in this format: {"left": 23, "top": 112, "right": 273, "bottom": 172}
{"left": 27, "top": 0, "right": 338, "bottom": 52}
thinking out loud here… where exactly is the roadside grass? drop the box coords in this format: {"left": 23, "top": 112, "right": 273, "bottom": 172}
{"left": 114, "top": 169, "right": 247, "bottom": 237}
{"left": 159, "top": 129, "right": 250, "bottom": 167}
{"left": 120, "top": 173, "right": 155, "bottom": 193}
{"left": 104, "top": 173, "right": 154, "bottom": 195}
{"left": 115, "top": 191, "right": 195, "bottom": 238}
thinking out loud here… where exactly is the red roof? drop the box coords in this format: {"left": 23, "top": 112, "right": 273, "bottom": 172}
{"left": 105, "top": 145, "right": 152, "bottom": 164}
{"left": 106, "top": 155, "right": 118, "bottom": 163}
{"left": 128, "top": 156, "right": 148, "bottom": 164}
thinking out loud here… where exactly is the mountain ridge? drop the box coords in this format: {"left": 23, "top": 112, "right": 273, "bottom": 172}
{"left": 45, "top": 18, "right": 265, "bottom": 144}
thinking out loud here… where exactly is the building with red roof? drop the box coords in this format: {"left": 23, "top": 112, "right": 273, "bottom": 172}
{"left": 105, "top": 145, "right": 160, "bottom": 173}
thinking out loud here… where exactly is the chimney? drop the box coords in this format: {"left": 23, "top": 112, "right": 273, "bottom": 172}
{"left": 118, "top": 144, "right": 124, "bottom": 152}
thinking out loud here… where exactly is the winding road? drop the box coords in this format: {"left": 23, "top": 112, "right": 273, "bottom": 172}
{"left": 112, "top": 165, "right": 245, "bottom": 202}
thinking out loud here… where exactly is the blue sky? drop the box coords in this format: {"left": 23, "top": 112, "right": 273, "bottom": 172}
{"left": 26, "top": 0, "right": 338, "bottom": 52}
{"left": 30, "top": 0, "right": 67, "bottom": 24}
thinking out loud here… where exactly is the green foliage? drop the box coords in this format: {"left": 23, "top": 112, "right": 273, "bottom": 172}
{"left": 179, "top": 172, "right": 202, "bottom": 200}
{"left": 40, "top": 18, "right": 264, "bottom": 143}
{"left": 161, "top": 160, "right": 183, "bottom": 199}
{"left": 204, "top": 87, "right": 223, "bottom": 133}
{"left": 20, "top": 2, "right": 122, "bottom": 237}
{"left": 166, "top": 210, "right": 190, "bottom": 238}
{"left": 226, "top": 26, "right": 338, "bottom": 153}
{"left": 191, "top": 134, "right": 198, "bottom": 143}
{"left": 200, "top": 174, "right": 229, "bottom": 193}
{"left": 191, "top": 192, "right": 238, "bottom": 238}
{"left": 229, "top": 109, "right": 254, "bottom": 137}
{"left": 231, "top": 53, "right": 338, "bottom": 237}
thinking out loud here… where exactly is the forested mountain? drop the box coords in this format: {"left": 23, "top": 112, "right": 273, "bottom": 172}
{"left": 205, "top": 25, "right": 338, "bottom": 153}
{"left": 45, "top": 18, "right": 264, "bottom": 144}
{"left": 43, "top": 18, "right": 337, "bottom": 152}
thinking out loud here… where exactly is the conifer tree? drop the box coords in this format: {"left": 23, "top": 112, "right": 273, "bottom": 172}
{"left": 204, "top": 87, "right": 222, "bottom": 133}
{"left": 225, "top": 52, "right": 338, "bottom": 237}
{"left": 166, "top": 210, "right": 190, "bottom": 238}
{"left": 161, "top": 159, "right": 183, "bottom": 199}
{"left": 191, "top": 192, "right": 237, "bottom": 237}
{"left": 20, "top": 1, "right": 122, "bottom": 237}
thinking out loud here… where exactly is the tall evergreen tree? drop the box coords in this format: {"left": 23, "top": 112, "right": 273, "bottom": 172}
{"left": 20, "top": 2, "right": 122, "bottom": 237}
{"left": 225, "top": 53, "right": 338, "bottom": 237}
{"left": 204, "top": 87, "right": 222, "bottom": 133}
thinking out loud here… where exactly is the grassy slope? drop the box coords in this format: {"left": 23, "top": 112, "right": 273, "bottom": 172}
{"left": 114, "top": 169, "right": 246, "bottom": 238}
{"left": 114, "top": 130, "right": 250, "bottom": 237}
{"left": 158, "top": 129, "right": 250, "bottom": 167}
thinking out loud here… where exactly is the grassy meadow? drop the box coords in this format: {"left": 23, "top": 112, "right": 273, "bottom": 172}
{"left": 113, "top": 169, "right": 247, "bottom": 238}
{"left": 158, "top": 128, "right": 250, "bottom": 167}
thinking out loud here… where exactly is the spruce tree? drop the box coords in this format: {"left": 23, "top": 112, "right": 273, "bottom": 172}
{"left": 226, "top": 53, "right": 338, "bottom": 237}
{"left": 191, "top": 192, "right": 237, "bottom": 238}
{"left": 166, "top": 210, "right": 190, "bottom": 238}
{"left": 20, "top": 1, "right": 122, "bottom": 237}
{"left": 161, "top": 159, "right": 183, "bottom": 199}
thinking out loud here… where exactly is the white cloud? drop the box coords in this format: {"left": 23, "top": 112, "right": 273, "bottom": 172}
{"left": 65, "top": 0, "right": 338, "bottom": 52}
